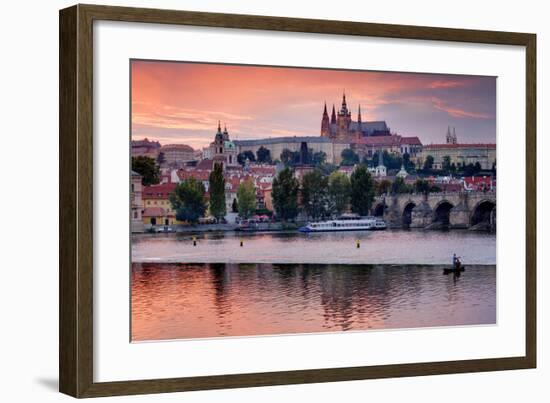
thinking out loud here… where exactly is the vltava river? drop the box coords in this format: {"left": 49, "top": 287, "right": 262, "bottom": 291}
{"left": 132, "top": 230, "right": 496, "bottom": 265}
{"left": 131, "top": 230, "right": 496, "bottom": 341}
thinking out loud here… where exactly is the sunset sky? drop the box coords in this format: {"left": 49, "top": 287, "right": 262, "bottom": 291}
{"left": 131, "top": 60, "right": 496, "bottom": 150}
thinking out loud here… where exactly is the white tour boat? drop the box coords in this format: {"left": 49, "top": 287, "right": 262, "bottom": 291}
{"left": 299, "top": 215, "right": 387, "bottom": 233}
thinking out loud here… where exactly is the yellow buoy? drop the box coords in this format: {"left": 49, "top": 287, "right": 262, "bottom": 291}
{"left": 192, "top": 236, "right": 197, "bottom": 246}
{"left": 356, "top": 240, "right": 360, "bottom": 249}
{"left": 240, "top": 239, "right": 244, "bottom": 247}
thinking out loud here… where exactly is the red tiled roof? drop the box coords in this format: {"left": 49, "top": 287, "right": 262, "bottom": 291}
{"left": 355, "top": 135, "right": 402, "bottom": 147}
{"left": 196, "top": 159, "right": 214, "bottom": 170}
{"left": 142, "top": 207, "right": 166, "bottom": 217}
{"left": 424, "top": 143, "right": 496, "bottom": 149}
{"left": 142, "top": 183, "right": 177, "bottom": 199}
{"left": 177, "top": 169, "right": 210, "bottom": 182}
{"left": 249, "top": 165, "right": 277, "bottom": 175}
{"left": 400, "top": 136, "right": 422, "bottom": 145}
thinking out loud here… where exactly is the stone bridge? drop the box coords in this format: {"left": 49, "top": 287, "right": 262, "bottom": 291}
{"left": 372, "top": 191, "right": 496, "bottom": 231}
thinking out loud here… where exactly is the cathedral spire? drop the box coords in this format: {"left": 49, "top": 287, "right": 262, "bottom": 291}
{"left": 331, "top": 104, "right": 336, "bottom": 124}
{"left": 323, "top": 101, "right": 328, "bottom": 116}
{"left": 218, "top": 120, "right": 222, "bottom": 133}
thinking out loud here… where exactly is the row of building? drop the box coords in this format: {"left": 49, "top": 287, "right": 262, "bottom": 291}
{"left": 132, "top": 96, "right": 495, "bottom": 171}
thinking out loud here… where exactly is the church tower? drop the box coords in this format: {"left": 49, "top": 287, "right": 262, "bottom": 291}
{"left": 354, "top": 104, "right": 363, "bottom": 140}
{"left": 214, "top": 121, "right": 224, "bottom": 155}
{"left": 321, "top": 102, "right": 330, "bottom": 137}
{"left": 336, "top": 92, "right": 352, "bottom": 140}
{"left": 446, "top": 126, "right": 458, "bottom": 144}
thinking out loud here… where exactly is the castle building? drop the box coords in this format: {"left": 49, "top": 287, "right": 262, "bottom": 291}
{"left": 420, "top": 128, "right": 496, "bottom": 170}
{"left": 321, "top": 92, "right": 390, "bottom": 141}
{"left": 160, "top": 143, "right": 195, "bottom": 167}
{"left": 209, "top": 122, "right": 238, "bottom": 167}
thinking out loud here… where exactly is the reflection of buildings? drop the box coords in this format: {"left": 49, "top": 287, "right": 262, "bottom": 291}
{"left": 420, "top": 129, "right": 496, "bottom": 170}
{"left": 131, "top": 170, "right": 145, "bottom": 233}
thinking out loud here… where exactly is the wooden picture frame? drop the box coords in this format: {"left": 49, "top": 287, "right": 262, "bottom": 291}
{"left": 59, "top": 4, "right": 536, "bottom": 398}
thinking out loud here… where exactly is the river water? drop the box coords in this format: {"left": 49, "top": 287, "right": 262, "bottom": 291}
{"left": 132, "top": 230, "right": 496, "bottom": 265}
{"left": 131, "top": 230, "right": 496, "bottom": 341}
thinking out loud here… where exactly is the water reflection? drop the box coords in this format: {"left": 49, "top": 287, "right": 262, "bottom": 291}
{"left": 131, "top": 263, "right": 496, "bottom": 341}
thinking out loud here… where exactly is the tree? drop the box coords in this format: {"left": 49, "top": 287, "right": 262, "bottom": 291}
{"left": 328, "top": 171, "right": 351, "bottom": 215}
{"left": 169, "top": 178, "right": 207, "bottom": 224}
{"left": 312, "top": 151, "right": 327, "bottom": 166}
{"left": 256, "top": 146, "right": 272, "bottom": 164}
{"left": 280, "top": 149, "right": 297, "bottom": 166}
{"left": 272, "top": 167, "right": 300, "bottom": 221}
{"left": 376, "top": 179, "right": 392, "bottom": 195}
{"left": 301, "top": 170, "right": 329, "bottom": 219}
{"left": 402, "top": 152, "right": 415, "bottom": 171}
{"left": 341, "top": 148, "right": 359, "bottom": 166}
{"left": 442, "top": 155, "right": 452, "bottom": 172}
{"left": 237, "top": 150, "right": 256, "bottom": 165}
{"left": 132, "top": 156, "right": 160, "bottom": 186}
{"left": 463, "top": 163, "right": 476, "bottom": 177}
{"left": 423, "top": 155, "right": 434, "bottom": 170}
{"left": 208, "top": 163, "right": 226, "bottom": 222}
{"left": 392, "top": 177, "right": 411, "bottom": 194}
{"left": 474, "top": 162, "right": 482, "bottom": 173}
{"left": 231, "top": 198, "right": 238, "bottom": 213}
{"left": 156, "top": 151, "right": 166, "bottom": 166}
{"left": 382, "top": 151, "right": 402, "bottom": 169}
{"left": 414, "top": 179, "right": 431, "bottom": 195}
{"left": 349, "top": 165, "right": 375, "bottom": 216}
{"left": 237, "top": 179, "right": 257, "bottom": 219}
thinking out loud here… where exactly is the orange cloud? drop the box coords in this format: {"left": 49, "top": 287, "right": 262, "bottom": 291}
{"left": 431, "top": 97, "right": 492, "bottom": 119}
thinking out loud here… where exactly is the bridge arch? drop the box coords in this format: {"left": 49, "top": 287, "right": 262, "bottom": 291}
{"left": 402, "top": 202, "right": 416, "bottom": 227}
{"left": 373, "top": 202, "right": 385, "bottom": 217}
{"left": 470, "top": 199, "right": 497, "bottom": 227}
{"left": 433, "top": 200, "right": 455, "bottom": 226}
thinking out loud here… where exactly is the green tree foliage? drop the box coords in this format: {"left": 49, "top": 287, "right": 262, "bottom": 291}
{"left": 474, "top": 162, "right": 482, "bottom": 172}
{"left": 414, "top": 179, "right": 431, "bottom": 194}
{"left": 328, "top": 171, "right": 351, "bottom": 215}
{"left": 256, "top": 146, "right": 272, "bottom": 164}
{"left": 280, "top": 149, "right": 298, "bottom": 166}
{"left": 301, "top": 170, "right": 329, "bottom": 220}
{"left": 376, "top": 179, "right": 392, "bottom": 195}
{"left": 132, "top": 156, "right": 160, "bottom": 186}
{"left": 423, "top": 155, "right": 434, "bottom": 170}
{"left": 156, "top": 151, "right": 166, "bottom": 166}
{"left": 272, "top": 167, "right": 300, "bottom": 221}
{"left": 312, "top": 151, "right": 327, "bottom": 165}
{"left": 237, "top": 179, "right": 257, "bottom": 219}
{"left": 237, "top": 150, "right": 256, "bottom": 165}
{"left": 372, "top": 152, "right": 379, "bottom": 167}
{"left": 442, "top": 155, "right": 452, "bottom": 172}
{"left": 349, "top": 165, "right": 375, "bottom": 216}
{"left": 392, "top": 177, "right": 411, "bottom": 194}
{"left": 340, "top": 148, "right": 360, "bottom": 166}
{"left": 208, "top": 163, "right": 226, "bottom": 221}
{"left": 402, "top": 152, "right": 415, "bottom": 171}
{"left": 382, "top": 151, "right": 402, "bottom": 169}
{"left": 169, "top": 178, "right": 207, "bottom": 224}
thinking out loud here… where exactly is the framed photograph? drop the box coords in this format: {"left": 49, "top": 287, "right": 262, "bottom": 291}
{"left": 59, "top": 4, "right": 536, "bottom": 398}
